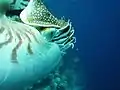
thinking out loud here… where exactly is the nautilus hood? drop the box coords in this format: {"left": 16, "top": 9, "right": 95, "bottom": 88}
{"left": 20, "top": 0, "right": 68, "bottom": 28}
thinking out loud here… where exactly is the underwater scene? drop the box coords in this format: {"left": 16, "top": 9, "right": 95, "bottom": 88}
{"left": 0, "top": 0, "right": 120, "bottom": 90}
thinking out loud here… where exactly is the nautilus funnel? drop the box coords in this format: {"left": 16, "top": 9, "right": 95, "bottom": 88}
{"left": 20, "top": 0, "right": 67, "bottom": 28}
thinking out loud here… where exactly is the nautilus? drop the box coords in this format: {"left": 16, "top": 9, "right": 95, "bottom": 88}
{"left": 0, "top": 0, "right": 75, "bottom": 90}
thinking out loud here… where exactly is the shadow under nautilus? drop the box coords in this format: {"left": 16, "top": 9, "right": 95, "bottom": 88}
{"left": 0, "top": 0, "right": 75, "bottom": 90}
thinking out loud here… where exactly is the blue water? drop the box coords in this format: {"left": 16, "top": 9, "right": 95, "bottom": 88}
{"left": 45, "top": 0, "right": 120, "bottom": 90}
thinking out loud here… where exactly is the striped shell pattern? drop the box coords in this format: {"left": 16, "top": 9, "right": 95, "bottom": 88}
{"left": 0, "top": 0, "right": 75, "bottom": 90}
{"left": 0, "top": 15, "right": 61, "bottom": 90}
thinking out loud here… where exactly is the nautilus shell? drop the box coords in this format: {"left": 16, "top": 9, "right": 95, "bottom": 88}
{"left": 0, "top": 0, "right": 75, "bottom": 90}
{"left": 0, "top": 16, "right": 61, "bottom": 90}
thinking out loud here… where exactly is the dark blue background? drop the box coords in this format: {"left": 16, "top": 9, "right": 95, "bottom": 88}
{"left": 45, "top": 0, "right": 120, "bottom": 90}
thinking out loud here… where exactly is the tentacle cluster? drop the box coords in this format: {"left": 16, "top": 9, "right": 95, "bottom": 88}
{"left": 53, "top": 21, "right": 76, "bottom": 52}
{"left": 42, "top": 20, "right": 76, "bottom": 54}
{"left": 19, "top": 0, "right": 76, "bottom": 53}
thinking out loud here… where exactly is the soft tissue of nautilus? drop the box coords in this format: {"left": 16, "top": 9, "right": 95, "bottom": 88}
{"left": 19, "top": 0, "right": 75, "bottom": 52}
{"left": 0, "top": 0, "right": 75, "bottom": 90}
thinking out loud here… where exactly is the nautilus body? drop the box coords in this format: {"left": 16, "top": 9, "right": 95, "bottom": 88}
{"left": 19, "top": 0, "right": 75, "bottom": 53}
{"left": 0, "top": 0, "right": 75, "bottom": 90}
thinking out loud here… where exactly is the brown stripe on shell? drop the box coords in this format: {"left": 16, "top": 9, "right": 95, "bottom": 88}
{"left": 0, "top": 27, "right": 5, "bottom": 33}
{"left": 27, "top": 43, "right": 33, "bottom": 55}
{"left": 25, "top": 29, "right": 40, "bottom": 44}
{"left": 16, "top": 28, "right": 31, "bottom": 42}
{"left": 11, "top": 31, "right": 22, "bottom": 63}
{"left": 23, "top": 32, "right": 34, "bottom": 55}
{"left": 17, "top": 30, "right": 34, "bottom": 55}
{"left": 0, "top": 30, "right": 13, "bottom": 49}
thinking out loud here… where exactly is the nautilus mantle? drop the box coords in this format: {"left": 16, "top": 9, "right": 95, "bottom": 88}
{"left": 0, "top": 0, "right": 75, "bottom": 90}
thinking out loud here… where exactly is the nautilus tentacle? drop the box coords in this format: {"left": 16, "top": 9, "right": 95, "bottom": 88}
{"left": 53, "top": 21, "right": 76, "bottom": 52}
{"left": 20, "top": 0, "right": 76, "bottom": 52}
{"left": 0, "top": 0, "right": 76, "bottom": 89}
{"left": 39, "top": 20, "right": 76, "bottom": 54}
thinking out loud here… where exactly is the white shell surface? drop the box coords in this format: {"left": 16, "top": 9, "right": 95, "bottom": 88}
{"left": 0, "top": 17, "right": 61, "bottom": 90}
